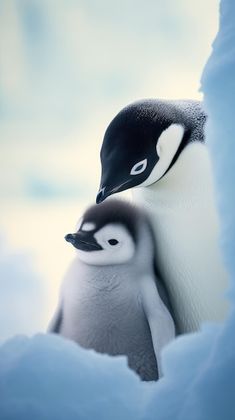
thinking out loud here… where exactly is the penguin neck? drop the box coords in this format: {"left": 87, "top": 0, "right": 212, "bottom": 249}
{"left": 134, "top": 142, "right": 216, "bottom": 210}
{"left": 75, "top": 247, "right": 153, "bottom": 291}
{"left": 75, "top": 259, "right": 131, "bottom": 291}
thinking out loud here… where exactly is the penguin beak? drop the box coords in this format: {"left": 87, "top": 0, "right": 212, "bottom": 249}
{"left": 65, "top": 232, "right": 102, "bottom": 251}
{"left": 96, "top": 187, "right": 109, "bottom": 203}
{"left": 96, "top": 180, "right": 131, "bottom": 204}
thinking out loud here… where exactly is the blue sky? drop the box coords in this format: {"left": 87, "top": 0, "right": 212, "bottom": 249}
{"left": 0, "top": 0, "right": 219, "bottom": 201}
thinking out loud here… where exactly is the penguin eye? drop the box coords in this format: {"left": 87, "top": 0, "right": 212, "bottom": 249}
{"left": 130, "top": 159, "right": 147, "bottom": 175}
{"left": 108, "top": 239, "right": 119, "bottom": 246}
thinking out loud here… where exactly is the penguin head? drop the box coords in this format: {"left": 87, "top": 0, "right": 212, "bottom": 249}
{"left": 65, "top": 200, "right": 152, "bottom": 266}
{"left": 96, "top": 99, "right": 205, "bottom": 203}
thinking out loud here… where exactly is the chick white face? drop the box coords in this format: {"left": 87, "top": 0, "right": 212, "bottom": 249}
{"left": 66, "top": 223, "right": 135, "bottom": 266}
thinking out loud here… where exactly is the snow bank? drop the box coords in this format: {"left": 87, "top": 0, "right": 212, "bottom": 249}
{"left": 0, "top": 334, "right": 146, "bottom": 420}
{"left": 0, "top": 235, "right": 46, "bottom": 341}
{"left": 202, "top": 0, "right": 235, "bottom": 283}
{"left": 1, "top": 0, "right": 235, "bottom": 419}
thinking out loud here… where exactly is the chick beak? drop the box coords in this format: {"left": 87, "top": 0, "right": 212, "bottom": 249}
{"left": 64, "top": 232, "right": 102, "bottom": 251}
{"left": 65, "top": 233, "right": 77, "bottom": 244}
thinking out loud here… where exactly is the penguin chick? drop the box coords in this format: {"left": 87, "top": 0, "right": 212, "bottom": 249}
{"left": 96, "top": 99, "right": 229, "bottom": 333}
{"left": 48, "top": 199, "right": 175, "bottom": 381}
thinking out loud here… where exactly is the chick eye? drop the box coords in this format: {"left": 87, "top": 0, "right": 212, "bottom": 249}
{"left": 130, "top": 158, "right": 147, "bottom": 175}
{"left": 108, "top": 239, "right": 119, "bottom": 246}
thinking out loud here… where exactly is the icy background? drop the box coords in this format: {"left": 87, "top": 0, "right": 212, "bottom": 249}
{"left": 0, "top": 0, "right": 218, "bottom": 329}
{"left": 0, "top": 236, "right": 46, "bottom": 341}
{"left": 1, "top": 0, "right": 235, "bottom": 418}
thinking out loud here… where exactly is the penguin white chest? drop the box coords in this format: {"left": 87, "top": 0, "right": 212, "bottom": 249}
{"left": 60, "top": 260, "right": 148, "bottom": 345}
{"left": 133, "top": 142, "right": 229, "bottom": 333}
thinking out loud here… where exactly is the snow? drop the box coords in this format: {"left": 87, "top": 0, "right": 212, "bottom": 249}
{"left": 0, "top": 334, "right": 146, "bottom": 420}
{"left": 1, "top": 0, "right": 235, "bottom": 419}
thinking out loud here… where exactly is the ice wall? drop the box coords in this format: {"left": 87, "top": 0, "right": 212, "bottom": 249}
{"left": 202, "top": 0, "right": 235, "bottom": 283}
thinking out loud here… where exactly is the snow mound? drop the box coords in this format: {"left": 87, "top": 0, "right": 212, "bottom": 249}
{"left": 0, "top": 334, "right": 146, "bottom": 420}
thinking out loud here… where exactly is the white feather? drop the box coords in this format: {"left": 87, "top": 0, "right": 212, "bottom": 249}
{"left": 76, "top": 224, "right": 135, "bottom": 266}
{"left": 133, "top": 142, "right": 229, "bottom": 332}
{"left": 140, "top": 124, "right": 184, "bottom": 186}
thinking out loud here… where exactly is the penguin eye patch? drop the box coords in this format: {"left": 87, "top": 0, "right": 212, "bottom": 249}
{"left": 130, "top": 159, "right": 147, "bottom": 175}
{"left": 108, "top": 239, "right": 119, "bottom": 246}
{"left": 82, "top": 222, "right": 96, "bottom": 232}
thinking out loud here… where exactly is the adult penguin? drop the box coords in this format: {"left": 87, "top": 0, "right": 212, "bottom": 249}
{"left": 96, "top": 99, "right": 229, "bottom": 333}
